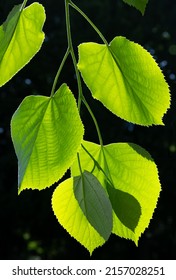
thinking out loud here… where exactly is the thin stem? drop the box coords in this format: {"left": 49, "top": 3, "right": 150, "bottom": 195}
{"left": 82, "top": 98, "right": 103, "bottom": 146}
{"left": 70, "top": 43, "right": 103, "bottom": 144}
{"left": 20, "top": 0, "right": 28, "bottom": 10}
{"left": 71, "top": 50, "right": 83, "bottom": 111}
{"left": 65, "top": 0, "right": 82, "bottom": 111}
{"left": 81, "top": 144, "right": 113, "bottom": 187}
{"left": 76, "top": 153, "right": 86, "bottom": 205}
{"left": 69, "top": 0, "right": 109, "bottom": 46}
{"left": 65, "top": 0, "right": 73, "bottom": 48}
{"left": 101, "top": 145, "right": 114, "bottom": 185}
{"left": 77, "top": 153, "right": 83, "bottom": 175}
{"left": 65, "top": 0, "right": 104, "bottom": 146}
{"left": 71, "top": 44, "right": 103, "bottom": 145}
{"left": 50, "top": 48, "right": 70, "bottom": 97}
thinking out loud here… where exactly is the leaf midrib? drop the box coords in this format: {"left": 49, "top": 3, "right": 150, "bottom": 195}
{"left": 19, "top": 97, "right": 51, "bottom": 188}
{"left": 108, "top": 46, "right": 152, "bottom": 122}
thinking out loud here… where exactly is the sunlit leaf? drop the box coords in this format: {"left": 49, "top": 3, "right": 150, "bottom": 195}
{"left": 11, "top": 84, "right": 84, "bottom": 192}
{"left": 122, "top": 0, "right": 149, "bottom": 15}
{"left": 78, "top": 36, "right": 170, "bottom": 126}
{"left": 0, "top": 2, "right": 45, "bottom": 87}
{"left": 71, "top": 140, "right": 161, "bottom": 244}
{"left": 74, "top": 171, "right": 112, "bottom": 240}
{"left": 52, "top": 177, "right": 105, "bottom": 254}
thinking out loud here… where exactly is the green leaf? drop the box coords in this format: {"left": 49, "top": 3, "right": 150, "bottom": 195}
{"left": 11, "top": 84, "right": 84, "bottom": 193}
{"left": 78, "top": 36, "right": 170, "bottom": 126}
{"left": 71, "top": 141, "right": 161, "bottom": 244}
{"left": 122, "top": 0, "right": 149, "bottom": 15}
{"left": 52, "top": 177, "right": 105, "bottom": 254}
{"left": 0, "top": 2, "right": 46, "bottom": 87}
{"left": 74, "top": 171, "right": 112, "bottom": 241}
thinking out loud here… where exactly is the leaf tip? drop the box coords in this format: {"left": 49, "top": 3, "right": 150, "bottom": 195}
{"left": 122, "top": 0, "right": 148, "bottom": 15}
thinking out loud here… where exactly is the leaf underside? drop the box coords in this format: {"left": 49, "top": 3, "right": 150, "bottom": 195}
{"left": 52, "top": 177, "right": 105, "bottom": 254}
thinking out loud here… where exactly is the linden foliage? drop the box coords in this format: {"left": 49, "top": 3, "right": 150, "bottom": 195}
{"left": 0, "top": 0, "right": 170, "bottom": 253}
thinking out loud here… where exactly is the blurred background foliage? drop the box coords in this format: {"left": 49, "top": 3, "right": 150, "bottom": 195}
{"left": 0, "top": 0, "right": 176, "bottom": 259}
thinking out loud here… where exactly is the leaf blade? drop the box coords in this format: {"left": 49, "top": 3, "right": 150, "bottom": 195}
{"left": 52, "top": 177, "right": 105, "bottom": 254}
{"left": 11, "top": 84, "right": 84, "bottom": 192}
{"left": 78, "top": 37, "right": 170, "bottom": 126}
{"left": 71, "top": 141, "right": 161, "bottom": 244}
{"left": 74, "top": 171, "right": 112, "bottom": 241}
{"left": 0, "top": 2, "right": 46, "bottom": 87}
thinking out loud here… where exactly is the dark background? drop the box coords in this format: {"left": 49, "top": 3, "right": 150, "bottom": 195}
{"left": 0, "top": 0, "right": 176, "bottom": 259}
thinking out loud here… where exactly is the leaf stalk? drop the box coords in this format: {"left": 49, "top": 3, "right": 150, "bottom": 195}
{"left": 20, "top": 0, "right": 28, "bottom": 10}
{"left": 50, "top": 48, "right": 70, "bottom": 97}
{"left": 69, "top": 0, "right": 109, "bottom": 46}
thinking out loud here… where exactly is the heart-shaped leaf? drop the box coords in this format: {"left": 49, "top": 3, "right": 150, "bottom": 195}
{"left": 11, "top": 84, "right": 84, "bottom": 192}
{"left": 78, "top": 36, "right": 170, "bottom": 126}
{"left": 52, "top": 177, "right": 105, "bottom": 254}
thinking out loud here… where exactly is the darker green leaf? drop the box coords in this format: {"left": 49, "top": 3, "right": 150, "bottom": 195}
{"left": 74, "top": 171, "right": 112, "bottom": 241}
{"left": 122, "top": 0, "right": 149, "bottom": 15}
{"left": 107, "top": 183, "right": 141, "bottom": 232}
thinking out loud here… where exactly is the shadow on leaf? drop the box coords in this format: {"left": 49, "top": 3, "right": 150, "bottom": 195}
{"left": 128, "top": 143, "right": 153, "bottom": 162}
{"left": 107, "top": 183, "right": 141, "bottom": 232}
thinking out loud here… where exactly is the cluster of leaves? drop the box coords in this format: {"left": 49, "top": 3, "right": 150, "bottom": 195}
{"left": 0, "top": 0, "right": 171, "bottom": 254}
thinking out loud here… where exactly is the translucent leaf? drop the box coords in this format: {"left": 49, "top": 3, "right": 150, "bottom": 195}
{"left": 11, "top": 84, "right": 84, "bottom": 192}
{"left": 71, "top": 141, "right": 161, "bottom": 244}
{"left": 78, "top": 36, "right": 170, "bottom": 126}
{"left": 122, "top": 0, "right": 149, "bottom": 15}
{"left": 74, "top": 171, "right": 112, "bottom": 240}
{"left": 0, "top": 2, "right": 45, "bottom": 87}
{"left": 52, "top": 177, "right": 105, "bottom": 254}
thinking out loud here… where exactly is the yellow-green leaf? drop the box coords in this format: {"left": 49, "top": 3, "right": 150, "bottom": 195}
{"left": 52, "top": 177, "right": 105, "bottom": 254}
{"left": 11, "top": 84, "right": 84, "bottom": 192}
{"left": 71, "top": 140, "right": 161, "bottom": 244}
{"left": 78, "top": 36, "right": 170, "bottom": 126}
{"left": 0, "top": 2, "right": 45, "bottom": 87}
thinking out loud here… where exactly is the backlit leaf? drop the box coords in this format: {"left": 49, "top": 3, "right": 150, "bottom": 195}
{"left": 71, "top": 140, "right": 161, "bottom": 244}
{"left": 11, "top": 84, "right": 84, "bottom": 192}
{"left": 74, "top": 171, "right": 112, "bottom": 240}
{"left": 52, "top": 177, "right": 105, "bottom": 254}
{"left": 122, "top": 0, "right": 149, "bottom": 15}
{"left": 78, "top": 36, "right": 170, "bottom": 126}
{"left": 0, "top": 2, "right": 45, "bottom": 87}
